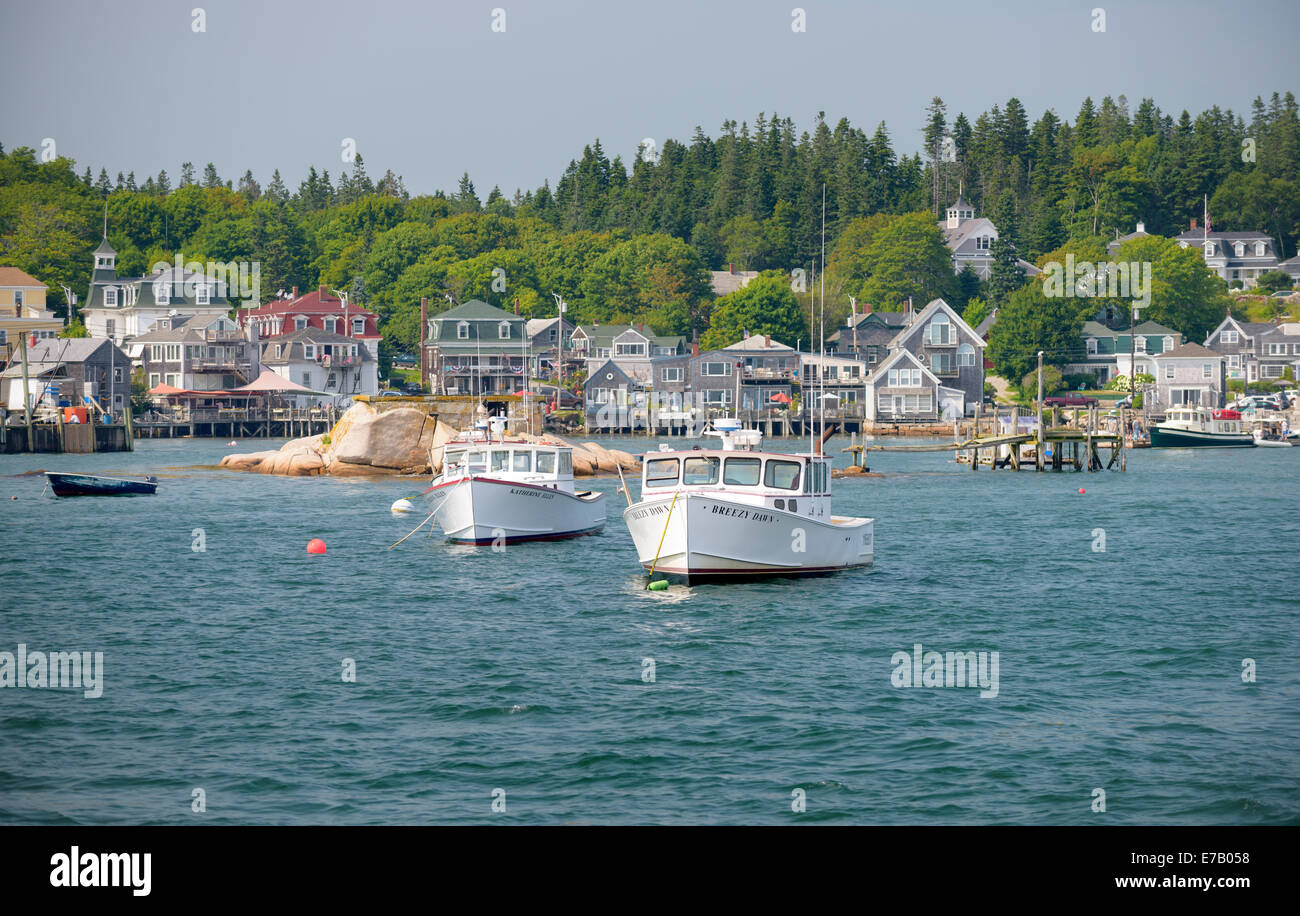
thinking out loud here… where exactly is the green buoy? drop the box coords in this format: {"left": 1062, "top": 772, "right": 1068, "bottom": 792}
{"left": 647, "top": 579, "right": 669, "bottom": 591}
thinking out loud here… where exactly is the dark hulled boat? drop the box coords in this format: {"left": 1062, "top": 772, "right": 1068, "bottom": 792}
{"left": 44, "top": 472, "right": 158, "bottom": 496}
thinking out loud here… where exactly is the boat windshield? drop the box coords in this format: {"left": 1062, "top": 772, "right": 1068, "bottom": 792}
{"left": 536, "top": 451, "right": 556, "bottom": 474}
{"left": 764, "top": 459, "right": 802, "bottom": 490}
{"left": 645, "top": 457, "right": 680, "bottom": 487}
{"left": 683, "top": 456, "right": 719, "bottom": 485}
{"left": 512, "top": 450, "right": 532, "bottom": 472}
{"left": 723, "top": 456, "right": 761, "bottom": 486}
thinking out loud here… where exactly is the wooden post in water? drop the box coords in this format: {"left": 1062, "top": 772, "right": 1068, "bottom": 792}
{"left": 1035, "top": 352, "right": 1045, "bottom": 471}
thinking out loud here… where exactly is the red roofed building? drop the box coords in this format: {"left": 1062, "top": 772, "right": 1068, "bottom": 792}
{"left": 236, "top": 285, "right": 381, "bottom": 360}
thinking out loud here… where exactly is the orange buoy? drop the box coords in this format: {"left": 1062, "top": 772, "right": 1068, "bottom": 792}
{"left": 306, "top": 538, "right": 327, "bottom": 554}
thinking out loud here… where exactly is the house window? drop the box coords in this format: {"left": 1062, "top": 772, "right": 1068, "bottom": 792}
{"left": 702, "top": 362, "right": 731, "bottom": 377}
{"left": 196, "top": 283, "right": 211, "bottom": 305}
{"left": 324, "top": 317, "right": 337, "bottom": 333}
{"left": 957, "top": 344, "right": 976, "bottom": 366}
{"left": 105, "top": 320, "right": 115, "bottom": 337}
{"left": 1222, "top": 330, "right": 1238, "bottom": 343}
{"left": 105, "top": 288, "right": 118, "bottom": 306}
{"left": 1255, "top": 242, "right": 1266, "bottom": 257}
{"left": 1162, "top": 336, "right": 1174, "bottom": 352}
{"left": 591, "top": 388, "right": 613, "bottom": 404}
{"left": 457, "top": 321, "right": 469, "bottom": 339}
{"left": 1228, "top": 355, "right": 1239, "bottom": 368}
{"left": 295, "top": 317, "right": 307, "bottom": 331}
{"left": 274, "top": 344, "right": 283, "bottom": 359}
{"left": 1202, "top": 363, "right": 1213, "bottom": 378}
{"left": 1204, "top": 242, "right": 1214, "bottom": 257}
{"left": 1135, "top": 337, "right": 1147, "bottom": 353}
{"left": 1262, "top": 364, "right": 1283, "bottom": 378}
{"left": 165, "top": 344, "right": 180, "bottom": 361}
{"left": 149, "top": 373, "right": 160, "bottom": 387}
{"left": 1234, "top": 242, "right": 1245, "bottom": 257}
{"left": 924, "top": 314, "right": 953, "bottom": 345}
{"left": 616, "top": 343, "right": 646, "bottom": 356}
{"left": 976, "top": 236, "right": 991, "bottom": 250}
{"left": 886, "top": 367, "right": 921, "bottom": 387}
{"left": 1165, "top": 365, "right": 1174, "bottom": 379}
{"left": 304, "top": 345, "right": 315, "bottom": 359}
{"left": 661, "top": 367, "right": 683, "bottom": 382}
{"left": 327, "top": 372, "right": 338, "bottom": 388}
{"left": 931, "top": 352, "right": 953, "bottom": 374}
{"left": 165, "top": 373, "right": 179, "bottom": 387}
{"left": 703, "top": 389, "right": 730, "bottom": 405}
{"left": 113, "top": 367, "right": 123, "bottom": 383}
{"left": 13, "top": 291, "right": 22, "bottom": 307}
{"left": 301, "top": 372, "right": 311, "bottom": 388}
{"left": 494, "top": 320, "right": 510, "bottom": 340}
{"left": 1268, "top": 343, "right": 1286, "bottom": 356}
{"left": 155, "top": 282, "right": 169, "bottom": 305}
{"left": 1086, "top": 338, "right": 1098, "bottom": 355}
{"left": 352, "top": 317, "right": 364, "bottom": 335}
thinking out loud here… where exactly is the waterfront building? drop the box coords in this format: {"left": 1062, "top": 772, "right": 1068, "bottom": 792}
{"left": 422, "top": 299, "right": 528, "bottom": 396}
{"left": 237, "top": 285, "right": 381, "bottom": 360}
{"left": 863, "top": 347, "right": 962, "bottom": 422}
{"left": 886, "top": 298, "right": 985, "bottom": 415}
{"left": 1150, "top": 343, "right": 1227, "bottom": 410}
{"left": 0, "top": 267, "right": 61, "bottom": 365}
{"left": 571, "top": 323, "right": 686, "bottom": 385}
{"left": 81, "top": 239, "right": 230, "bottom": 346}
{"left": 1069, "top": 320, "right": 1184, "bottom": 385}
{"left": 1, "top": 337, "right": 132, "bottom": 417}
{"left": 938, "top": 196, "right": 1040, "bottom": 280}
{"left": 1203, "top": 312, "right": 1299, "bottom": 383}
{"left": 130, "top": 314, "right": 259, "bottom": 392}
{"left": 826, "top": 307, "right": 908, "bottom": 367}
{"left": 259, "top": 326, "right": 377, "bottom": 398}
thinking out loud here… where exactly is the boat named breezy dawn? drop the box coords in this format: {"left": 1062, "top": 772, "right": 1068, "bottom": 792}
{"left": 623, "top": 420, "right": 873, "bottom": 584}
{"left": 1149, "top": 406, "right": 1254, "bottom": 448}
{"left": 425, "top": 418, "right": 605, "bottom": 544}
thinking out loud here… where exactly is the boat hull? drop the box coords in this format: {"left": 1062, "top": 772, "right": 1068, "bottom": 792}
{"left": 624, "top": 492, "right": 873, "bottom": 585}
{"left": 44, "top": 472, "right": 157, "bottom": 496}
{"left": 1149, "top": 427, "right": 1256, "bottom": 448}
{"left": 430, "top": 476, "right": 605, "bottom": 544}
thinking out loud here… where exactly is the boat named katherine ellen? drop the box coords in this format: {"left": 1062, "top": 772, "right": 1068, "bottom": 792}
{"left": 1149, "top": 407, "right": 1255, "bottom": 448}
{"left": 623, "top": 420, "right": 873, "bottom": 584}
{"left": 425, "top": 419, "right": 605, "bottom": 544}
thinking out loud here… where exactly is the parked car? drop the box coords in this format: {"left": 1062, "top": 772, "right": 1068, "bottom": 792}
{"left": 1269, "top": 289, "right": 1295, "bottom": 298}
{"left": 1043, "top": 393, "right": 1100, "bottom": 407}
{"left": 1232, "top": 394, "right": 1283, "bottom": 411}
{"left": 534, "top": 385, "right": 581, "bottom": 408}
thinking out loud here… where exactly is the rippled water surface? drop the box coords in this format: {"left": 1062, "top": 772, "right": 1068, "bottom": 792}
{"left": 1, "top": 435, "right": 1296, "bottom": 824}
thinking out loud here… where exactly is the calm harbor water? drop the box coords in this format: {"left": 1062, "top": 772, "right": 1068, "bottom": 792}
{"left": 1, "top": 434, "right": 1297, "bottom": 825}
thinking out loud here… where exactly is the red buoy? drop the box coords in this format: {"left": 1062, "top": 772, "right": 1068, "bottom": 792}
{"left": 1078, "top": 488, "right": 1085, "bottom": 495}
{"left": 306, "top": 538, "right": 327, "bottom": 554}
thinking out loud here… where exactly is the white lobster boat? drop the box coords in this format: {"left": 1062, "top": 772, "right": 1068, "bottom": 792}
{"left": 425, "top": 418, "right": 605, "bottom": 544}
{"left": 1149, "top": 407, "right": 1255, "bottom": 448}
{"left": 622, "top": 420, "right": 873, "bottom": 584}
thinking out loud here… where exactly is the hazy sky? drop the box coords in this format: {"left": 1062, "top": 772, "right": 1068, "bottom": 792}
{"left": 2, "top": 0, "right": 1297, "bottom": 196}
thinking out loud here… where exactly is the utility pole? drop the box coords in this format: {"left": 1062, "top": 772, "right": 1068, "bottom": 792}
{"left": 17, "top": 331, "right": 34, "bottom": 452}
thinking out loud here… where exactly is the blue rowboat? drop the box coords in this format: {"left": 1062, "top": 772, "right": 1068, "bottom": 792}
{"left": 44, "top": 472, "right": 158, "bottom": 496}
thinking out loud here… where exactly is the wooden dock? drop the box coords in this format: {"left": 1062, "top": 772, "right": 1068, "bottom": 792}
{"left": 845, "top": 404, "right": 1130, "bottom": 472}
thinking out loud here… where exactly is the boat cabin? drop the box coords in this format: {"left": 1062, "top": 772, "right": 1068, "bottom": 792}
{"left": 441, "top": 440, "right": 578, "bottom": 492}
{"left": 641, "top": 448, "right": 834, "bottom": 519}
{"left": 1163, "top": 406, "right": 1243, "bottom": 435}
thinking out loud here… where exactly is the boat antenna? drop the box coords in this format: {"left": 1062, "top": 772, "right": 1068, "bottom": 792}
{"left": 819, "top": 182, "right": 826, "bottom": 457}
{"left": 808, "top": 255, "right": 815, "bottom": 458}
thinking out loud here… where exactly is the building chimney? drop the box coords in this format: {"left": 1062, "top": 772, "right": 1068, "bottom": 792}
{"left": 319, "top": 284, "right": 327, "bottom": 298}
{"left": 1190, "top": 218, "right": 1197, "bottom": 231}
{"left": 691, "top": 330, "right": 699, "bottom": 358}
{"left": 728, "top": 262, "right": 734, "bottom": 274}
{"left": 291, "top": 286, "right": 298, "bottom": 299}
{"left": 863, "top": 301, "right": 872, "bottom": 315}
{"left": 513, "top": 297, "right": 519, "bottom": 315}
{"left": 764, "top": 334, "right": 771, "bottom": 348}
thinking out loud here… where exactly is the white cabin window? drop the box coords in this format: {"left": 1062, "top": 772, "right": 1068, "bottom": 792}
{"left": 1085, "top": 338, "right": 1098, "bottom": 355}
{"left": 931, "top": 353, "right": 953, "bottom": 374}
{"left": 536, "top": 451, "right": 556, "bottom": 474}
{"left": 1228, "top": 355, "right": 1239, "bottom": 368}
{"left": 723, "top": 457, "right": 761, "bottom": 486}
{"left": 764, "top": 459, "right": 801, "bottom": 491}
{"left": 957, "top": 344, "right": 977, "bottom": 367}
{"left": 644, "top": 458, "right": 680, "bottom": 488}
{"left": 512, "top": 450, "right": 532, "bottom": 472}
{"left": 165, "top": 344, "right": 180, "bottom": 361}
{"left": 149, "top": 373, "right": 160, "bottom": 387}
{"left": 703, "top": 389, "right": 730, "bottom": 406}
{"left": 301, "top": 372, "right": 311, "bottom": 387}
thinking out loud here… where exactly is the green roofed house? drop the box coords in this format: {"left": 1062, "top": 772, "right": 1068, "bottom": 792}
{"left": 422, "top": 299, "right": 528, "bottom": 395}
{"left": 1066, "top": 320, "right": 1184, "bottom": 386}
{"left": 570, "top": 323, "right": 685, "bottom": 388}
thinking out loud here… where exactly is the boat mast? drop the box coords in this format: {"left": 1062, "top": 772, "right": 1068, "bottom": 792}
{"left": 819, "top": 183, "right": 826, "bottom": 457}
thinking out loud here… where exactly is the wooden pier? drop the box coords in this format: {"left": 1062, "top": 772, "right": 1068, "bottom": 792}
{"left": 131, "top": 406, "right": 338, "bottom": 440}
{"left": 846, "top": 405, "right": 1130, "bottom": 472}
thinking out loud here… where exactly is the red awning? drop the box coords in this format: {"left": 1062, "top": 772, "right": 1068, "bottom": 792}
{"left": 147, "top": 382, "right": 186, "bottom": 395}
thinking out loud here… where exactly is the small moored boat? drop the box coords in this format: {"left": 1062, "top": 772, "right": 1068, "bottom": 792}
{"left": 44, "top": 472, "right": 159, "bottom": 496}
{"left": 425, "top": 417, "right": 605, "bottom": 544}
{"left": 1149, "top": 407, "right": 1255, "bottom": 448}
{"left": 622, "top": 420, "right": 873, "bottom": 585}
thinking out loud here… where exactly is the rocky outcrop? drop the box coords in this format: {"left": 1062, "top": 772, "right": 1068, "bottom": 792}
{"left": 217, "top": 404, "right": 642, "bottom": 478}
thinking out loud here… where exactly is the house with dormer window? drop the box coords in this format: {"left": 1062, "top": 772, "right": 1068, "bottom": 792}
{"left": 1067, "top": 319, "right": 1184, "bottom": 384}
{"left": 572, "top": 323, "right": 686, "bottom": 387}
{"left": 938, "top": 196, "right": 1041, "bottom": 281}
{"left": 422, "top": 299, "right": 528, "bottom": 395}
{"left": 1174, "top": 219, "right": 1281, "bottom": 287}
{"left": 885, "top": 298, "right": 985, "bottom": 414}
{"left": 864, "top": 348, "right": 964, "bottom": 422}
{"left": 236, "top": 285, "right": 381, "bottom": 359}
{"left": 81, "top": 237, "right": 230, "bottom": 346}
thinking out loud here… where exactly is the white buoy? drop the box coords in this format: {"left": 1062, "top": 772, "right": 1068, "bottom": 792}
{"left": 391, "top": 498, "right": 416, "bottom": 514}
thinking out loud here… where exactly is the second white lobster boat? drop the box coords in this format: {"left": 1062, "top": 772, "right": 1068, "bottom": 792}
{"left": 623, "top": 420, "right": 873, "bottom": 584}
